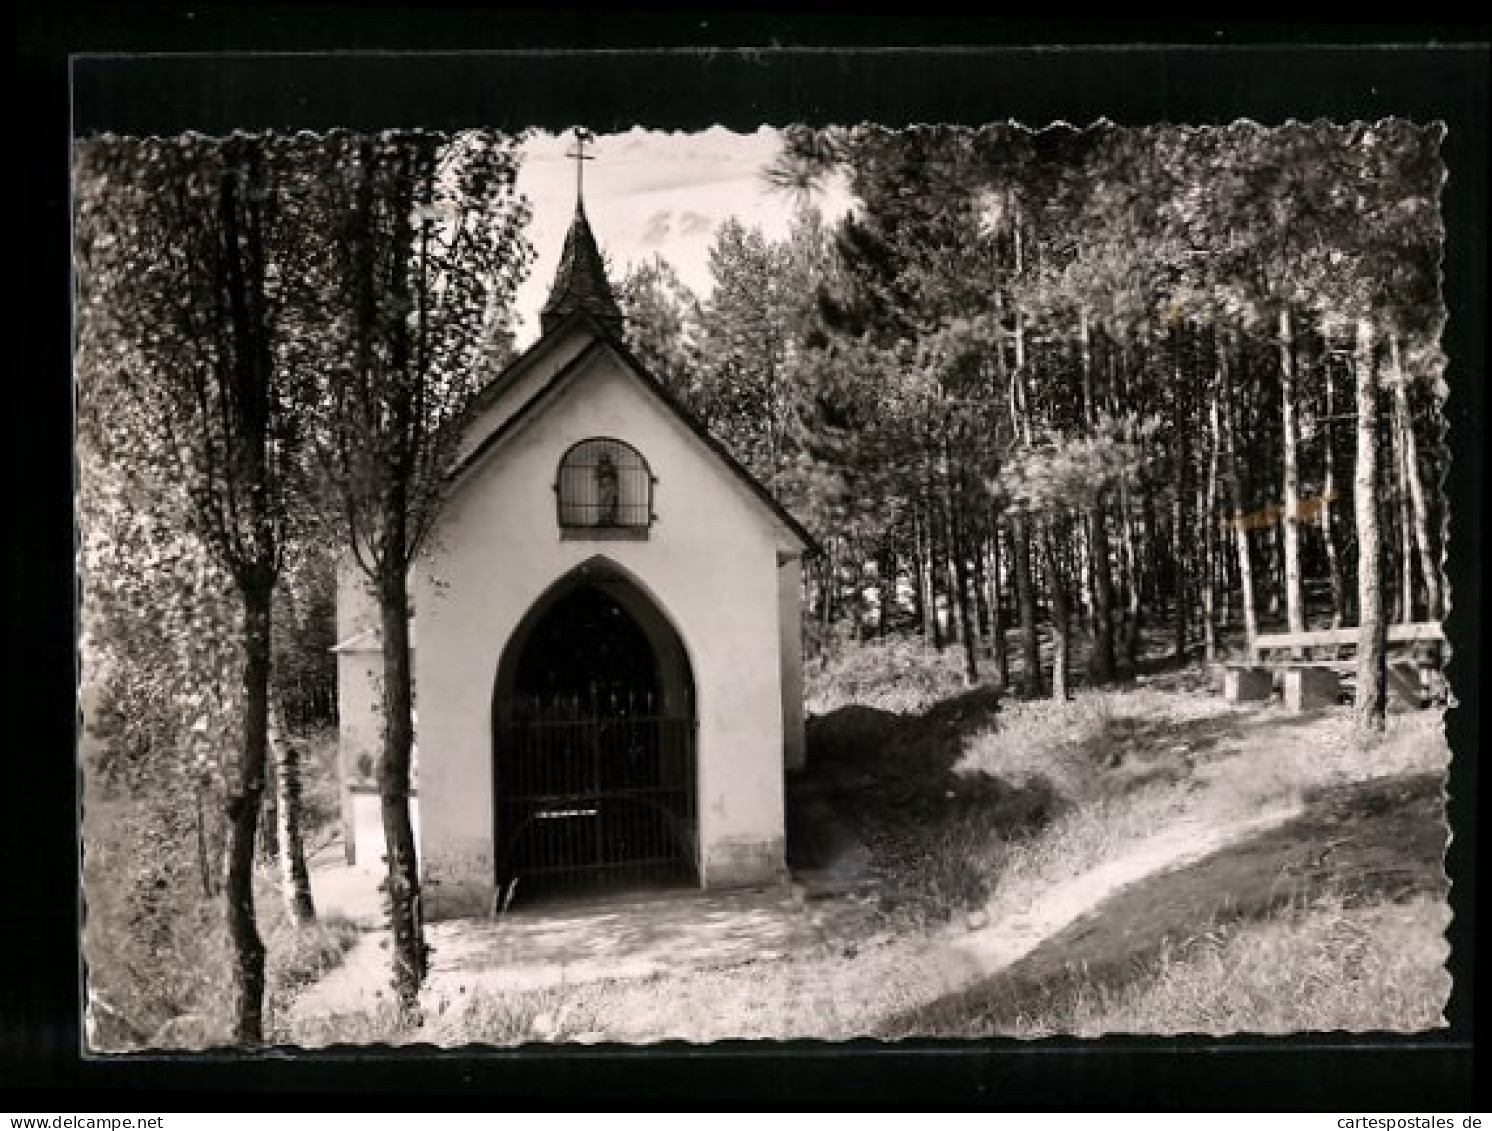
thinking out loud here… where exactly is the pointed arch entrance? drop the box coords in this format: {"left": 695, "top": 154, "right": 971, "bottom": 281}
{"left": 492, "top": 558, "right": 698, "bottom": 904}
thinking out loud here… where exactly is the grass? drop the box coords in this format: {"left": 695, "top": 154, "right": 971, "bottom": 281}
{"left": 264, "top": 905, "right": 364, "bottom": 1034}
{"left": 421, "top": 985, "right": 613, "bottom": 1046}
{"left": 340, "top": 936, "right": 974, "bottom": 1045}
{"left": 952, "top": 890, "right": 1451, "bottom": 1038}
{"left": 104, "top": 870, "right": 363, "bottom": 1051}
{"left": 880, "top": 766, "right": 1451, "bottom": 1038}
{"left": 801, "top": 642, "right": 1452, "bottom": 1039}
{"left": 806, "top": 635, "right": 975, "bottom": 717}
{"left": 806, "top": 675, "right": 1251, "bottom": 927}
{"left": 82, "top": 760, "right": 362, "bottom": 1052}
{"left": 918, "top": 680, "right": 1449, "bottom": 938}
{"left": 289, "top": 979, "right": 645, "bottom": 1047}
{"left": 331, "top": 874, "right": 1449, "bottom": 1047}
{"left": 285, "top": 1001, "right": 411, "bottom": 1048}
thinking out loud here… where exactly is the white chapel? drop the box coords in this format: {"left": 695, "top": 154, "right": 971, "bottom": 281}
{"left": 333, "top": 184, "right": 815, "bottom": 919}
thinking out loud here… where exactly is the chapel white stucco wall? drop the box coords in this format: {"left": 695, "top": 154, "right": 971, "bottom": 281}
{"left": 332, "top": 565, "right": 379, "bottom": 864}
{"left": 332, "top": 564, "right": 422, "bottom": 865}
{"left": 413, "top": 345, "right": 798, "bottom": 918}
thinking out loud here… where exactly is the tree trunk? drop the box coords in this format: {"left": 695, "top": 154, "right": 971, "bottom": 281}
{"left": 1010, "top": 511, "right": 1043, "bottom": 697}
{"left": 986, "top": 529, "right": 1010, "bottom": 687}
{"left": 1042, "top": 523, "right": 1071, "bottom": 702}
{"left": 1076, "top": 520, "right": 1096, "bottom": 641}
{"left": 377, "top": 569, "right": 428, "bottom": 1013}
{"left": 1279, "top": 307, "right": 1306, "bottom": 642}
{"left": 1353, "top": 318, "right": 1388, "bottom": 734}
{"left": 1202, "top": 382, "right": 1222, "bottom": 663}
{"left": 1390, "top": 336, "right": 1441, "bottom": 620}
{"left": 195, "top": 780, "right": 215, "bottom": 901}
{"left": 1220, "top": 517, "right": 1236, "bottom": 630}
{"left": 1322, "top": 362, "right": 1346, "bottom": 629}
{"left": 1086, "top": 500, "right": 1118, "bottom": 683}
{"left": 1118, "top": 484, "right": 1146, "bottom": 672}
{"left": 1395, "top": 402, "right": 1416, "bottom": 624}
{"left": 950, "top": 510, "right": 980, "bottom": 685}
{"left": 1077, "top": 311, "right": 1117, "bottom": 683}
{"left": 971, "top": 530, "right": 991, "bottom": 638}
{"left": 268, "top": 698, "right": 316, "bottom": 924}
{"left": 910, "top": 517, "right": 929, "bottom": 645}
{"left": 940, "top": 504, "right": 962, "bottom": 648}
{"left": 1219, "top": 329, "right": 1259, "bottom": 651}
{"left": 871, "top": 552, "right": 883, "bottom": 641}
{"left": 1264, "top": 524, "right": 1283, "bottom": 618}
{"left": 1007, "top": 297, "right": 1042, "bottom": 695}
{"left": 819, "top": 541, "right": 836, "bottom": 667}
{"left": 225, "top": 585, "right": 271, "bottom": 1046}
{"left": 849, "top": 568, "right": 865, "bottom": 642}
{"left": 1173, "top": 377, "right": 1192, "bottom": 663}
{"left": 258, "top": 753, "right": 279, "bottom": 863}
{"left": 920, "top": 507, "right": 943, "bottom": 650}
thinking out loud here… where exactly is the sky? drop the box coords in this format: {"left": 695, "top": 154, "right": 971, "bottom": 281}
{"left": 509, "top": 127, "right": 852, "bottom": 347}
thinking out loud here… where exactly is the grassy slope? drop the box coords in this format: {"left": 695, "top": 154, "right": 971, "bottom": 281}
{"left": 884, "top": 769, "right": 1450, "bottom": 1036}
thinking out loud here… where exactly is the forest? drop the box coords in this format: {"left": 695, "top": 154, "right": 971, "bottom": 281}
{"left": 620, "top": 122, "right": 1446, "bottom": 709}
{"left": 74, "top": 121, "right": 1448, "bottom": 1046}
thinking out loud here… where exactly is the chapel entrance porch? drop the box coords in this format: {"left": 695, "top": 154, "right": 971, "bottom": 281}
{"left": 492, "top": 565, "right": 699, "bottom": 907}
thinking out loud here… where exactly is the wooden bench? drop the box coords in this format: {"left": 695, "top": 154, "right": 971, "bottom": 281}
{"left": 1223, "top": 622, "right": 1445, "bottom": 711}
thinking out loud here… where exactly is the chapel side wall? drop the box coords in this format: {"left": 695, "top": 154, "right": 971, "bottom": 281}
{"left": 336, "top": 558, "right": 379, "bottom": 640}
{"left": 778, "top": 555, "right": 806, "bottom": 774}
{"left": 334, "top": 649, "right": 385, "bottom": 863}
{"left": 334, "top": 561, "right": 382, "bottom": 865}
{"left": 413, "top": 358, "right": 790, "bottom": 918}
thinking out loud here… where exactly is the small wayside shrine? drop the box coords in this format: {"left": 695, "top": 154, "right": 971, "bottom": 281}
{"left": 333, "top": 142, "right": 815, "bottom": 918}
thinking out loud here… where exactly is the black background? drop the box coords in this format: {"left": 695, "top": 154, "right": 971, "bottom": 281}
{"left": 8, "top": 8, "right": 1485, "bottom": 1109}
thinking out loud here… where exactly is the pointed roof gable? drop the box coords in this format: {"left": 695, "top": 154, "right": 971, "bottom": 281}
{"left": 540, "top": 202, "right": 626, "bottom": 337}
{"left": 451, "top": 180, "right": 816, "bottom": 555}
{"left": 446, "top": 315, "right": 819, "bottom": 556}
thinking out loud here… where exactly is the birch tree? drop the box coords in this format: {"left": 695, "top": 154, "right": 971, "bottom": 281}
{"left": 300, "top": 129, "right": 532, "bottom": 1011}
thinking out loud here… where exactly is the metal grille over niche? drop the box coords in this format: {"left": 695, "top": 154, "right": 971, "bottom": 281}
{"left": 496, "top": 692, "right": 697, "bottom": 899}
{"left": 556, "top": 438, "right": 654, "bottom": 529}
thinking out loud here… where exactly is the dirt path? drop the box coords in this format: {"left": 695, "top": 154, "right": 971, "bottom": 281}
{"left": 289, "top": 883, "right": 822, "bottom": 1033}
{"left": 887, "top": 771, "right": 1448, "bottom": 1035}
{"left": 397, "top": 798, "right": 1310, "bottom": 1044}
{"left": 943, "top": 804, "right": 1302, "bottom": 995}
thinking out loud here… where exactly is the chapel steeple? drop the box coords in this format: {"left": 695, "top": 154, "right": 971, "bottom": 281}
{"left": 540, "top": 129, "right": 626, "bottom": 338}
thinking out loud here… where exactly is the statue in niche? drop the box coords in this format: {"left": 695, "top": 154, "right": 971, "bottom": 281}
{"left": 594, "top": 449, "right": 620, "bottom": 525}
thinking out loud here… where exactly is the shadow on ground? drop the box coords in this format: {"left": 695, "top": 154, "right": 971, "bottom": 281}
{"left": 799, "top": 686, "right": 1060, "bottom": 922}
{"left": 805, "top": 685, "right": 1054, "bottom": 825}
{"left": 881, "top": 769, "right": 1448, "bottom": 1037}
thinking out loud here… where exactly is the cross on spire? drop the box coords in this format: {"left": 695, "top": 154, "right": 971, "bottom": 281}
{"left": 541, "top": 127, "right": 624, "bottom": 337}
{"left": 566, "top": 127, "right": 596, "bottom": 205}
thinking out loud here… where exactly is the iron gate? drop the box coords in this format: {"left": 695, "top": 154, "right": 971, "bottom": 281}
{"left": 495, "top": 692, "right": 697, "bottom": 900}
